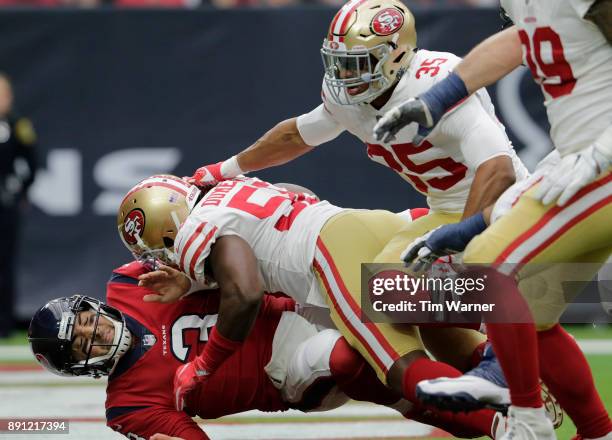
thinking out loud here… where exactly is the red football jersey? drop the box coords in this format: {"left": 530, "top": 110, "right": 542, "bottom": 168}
{"left": 105, "top": 261, "right": 292, "bottom": 439}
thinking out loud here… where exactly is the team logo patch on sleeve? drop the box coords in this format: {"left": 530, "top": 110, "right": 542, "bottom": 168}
{"left": 122, "top": 209, "right": 145, "bottom": 245}
{"left": 371, "top": 8, "right": 404, "bottom": 36}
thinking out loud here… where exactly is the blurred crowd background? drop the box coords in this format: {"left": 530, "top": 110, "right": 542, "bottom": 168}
{"left": 0, "top": 0, "right": 497, "bottom": 9}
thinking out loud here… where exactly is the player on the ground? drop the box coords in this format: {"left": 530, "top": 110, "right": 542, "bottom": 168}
{"left": 116, "top": 174, "right": 518, "bottom": 439}
{"left": 374, "top": 1, "right": 612, "bottom": 439}
{"left": 186, "top": 0, "right": 527, "bottom": 267}
{"left": 29, "top": 259, "right": 513, "bottom": 440}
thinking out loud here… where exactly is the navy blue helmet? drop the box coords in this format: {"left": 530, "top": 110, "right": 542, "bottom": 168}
{"left": 28, "top": 295, "right": 132, "bottom": 378}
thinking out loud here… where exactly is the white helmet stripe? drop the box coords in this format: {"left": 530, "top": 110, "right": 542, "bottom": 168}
{"left": 121, "top": 176, "right": 191, "bottom": 205}
{"left": 331, "top": 0, "right": 368, "bottom": 41}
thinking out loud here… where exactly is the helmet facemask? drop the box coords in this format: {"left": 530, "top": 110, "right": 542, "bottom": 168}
{"left": 30, "top": 295, "right": 132, "bottom": 378}
{"left": 322, "top": 42, "right": 392, "bottom": 105}
{"left": 67, "top": 297, "right": 132, "bottom": 378}
{"left": 321, "top": 0, "right": 417, "bottom": 106}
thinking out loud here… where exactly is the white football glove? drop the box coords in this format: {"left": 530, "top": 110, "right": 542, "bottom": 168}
{"left": 535, "top": 145, "right": 611, "bottom": 206}
{"left": 373, "top": 98, "right": 433, "bottom": 145}
{"left": 400, "top": 228, "right": 438, "bottom": 272}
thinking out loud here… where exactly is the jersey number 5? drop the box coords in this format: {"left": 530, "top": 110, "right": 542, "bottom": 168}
{"left": 518, "top": 27, "right": 576, "bottom": 99}
{"left": 226, "top": 182, "right": 315, "bottom": 231}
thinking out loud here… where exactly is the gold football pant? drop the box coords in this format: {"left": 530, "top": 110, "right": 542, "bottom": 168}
{"left": 374, "top": 211, "right": 462, "bottom": 263}
{"left": 463, "top": 169, "right": 612, "bottom": 329}
{"left": 314, "top": 209, "right": 485, "bottom": 383}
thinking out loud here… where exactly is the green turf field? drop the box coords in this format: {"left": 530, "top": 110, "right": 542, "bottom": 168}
{"left": 2, "top": 325, "right": 610, "bottom": 439}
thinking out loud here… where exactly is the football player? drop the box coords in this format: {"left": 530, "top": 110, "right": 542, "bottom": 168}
{"left": 374, "top": 1, "right": 612, "bottom": 438}
{"left": 185, "top": 0, "right": 528, "bottom": 269}
{"left": 29, "top": 260, "right": 511, "bottom": 440}
{"left": 116, "top": 174, "right": 518, "bottom": 438}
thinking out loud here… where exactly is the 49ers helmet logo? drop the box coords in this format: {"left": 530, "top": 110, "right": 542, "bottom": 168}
{"left": 122, "top": 209, "right": 145, "bottom": 245}
{"left": 371, "top": 8, "right": 404, "bottom": 36}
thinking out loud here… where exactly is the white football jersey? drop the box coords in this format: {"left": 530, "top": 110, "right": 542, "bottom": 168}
{"left": 298, "top": 49, "right": 527, "bottom": 213}
{"left": 501, "top": 0, "right": 612, "bottom": 155}
{"left": 174, "top": 177, "right": 344, "bottom": 307}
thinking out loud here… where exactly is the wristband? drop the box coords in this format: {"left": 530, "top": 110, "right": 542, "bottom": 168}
{"left": 458, "top": 212, "right": 488, "bottom": 244}
{"left": 428, "top": 212, "right": 487, "bottom": 253}
{"left": 220, "top": 155, "right": 245, "bottom": 178}
{"left": 419, "top": 71, "right": 469, "bottom": 125}
{"left": 196, "top": 327, "right": 243, "bottom": 374}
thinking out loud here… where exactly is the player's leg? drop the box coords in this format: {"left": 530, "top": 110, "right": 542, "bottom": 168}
{"left": 315, "top": 210, "right": 498, "bottom": 436}
{"left": 419, "top": 326, "right": 486, "bottom": 372}
{"left": 529, "top": 249, "right": 612, "bottom": 440}
{"left": 462, "top": 170, "right": 612, "bottom": 436}
{"left": 284, "top": 319, "right": 502, "bottom": 438}
{"left": 373, "top": 210, "right": 461, "bottom": 264}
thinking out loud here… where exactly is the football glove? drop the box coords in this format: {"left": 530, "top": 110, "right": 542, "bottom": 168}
{"left": 401, "top": 213, "right": 487, "bottom": 271}
{"left": 373, "top": 98, "right": 434, "bottom": 144}
{"left": 186, "top": 155, "right": 244, "bottom": 187}
{"left": 535, "top": 145, "right": 611, "bottom": 206}
{"left": 173, "top": 357, "right": 210, "bottom": 411}
{"left": 373, "top": 71, "right": 468, "bottom": 144}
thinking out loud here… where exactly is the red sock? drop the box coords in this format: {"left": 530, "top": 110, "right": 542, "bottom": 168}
{"left": 329, "top": 337, "right": 400, "bottom": 406}
{"left": 538, "top": 325, "right": 612, "bottom": 438}
{"left": 487, "top": 323, "right": 542, "bottom": 408}
{"left": 463, "top": 266, "right": 542, "bottom": 408}
{"left": 402, "top": 357, "right": 495, "bottom": 436}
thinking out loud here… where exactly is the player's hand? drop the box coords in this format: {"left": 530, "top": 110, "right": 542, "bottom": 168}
{"left": 174, "top": 359, "right": 210, "bottom": 411}
{"left": 139, "top": 265, "right": 192, "bottom": 303}
{"left": 373, "top": 98, "right": 435, "bottom": 144}
{"left": 185, "top": 162, "right": 225, "bottom": 187}
{"left": 401, "top": 213, "right": 487, "bottom": 271}
{"left": 401, "top": 227, "right": 448, "bottom": 272}
{"left": 534, "top": 145, "right": 611, "bottom": 206}
{"left": 150, "top": 434, "right": 185, "bottom": 440}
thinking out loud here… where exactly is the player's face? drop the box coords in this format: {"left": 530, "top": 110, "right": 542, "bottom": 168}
{"left": 337, "top": 61, "right": 370, "bottom": 96}
{"left": 70, "top": 310, "right": 115, "bottom": 361}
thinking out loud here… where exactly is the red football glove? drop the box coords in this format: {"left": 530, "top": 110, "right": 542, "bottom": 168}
{"left": 187, "top": 162, "right": 224, "bottom": 187}
{"left": 173, "top": 327, "right": 243, "bottom": 411}
{"left": 173, "top": 357, "right": 210, "bottom": 411}
{"left": 186, "top": 156, "right": 244, "bottom": 187}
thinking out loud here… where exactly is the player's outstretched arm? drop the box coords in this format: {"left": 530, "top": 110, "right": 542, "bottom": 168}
{"left": 238, "top": 118, "right": 314, "bottom": 173}
{"left": 402, "top": 206, "right": 494, "bottom": 270}
{"left": 374, "top": 27, "right": 523, "bottom": 143}
{"left": 188, "top": 118, "right": 314, "bottom": 186}
{"left": 454, "top": 26, "right": 523, "bottom": 95}
{"left": 585, "top": 0, "right": 612, "bottom": 44}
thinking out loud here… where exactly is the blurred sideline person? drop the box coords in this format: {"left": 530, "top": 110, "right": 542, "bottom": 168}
{"left": 28, "top": 260, "right": 507, "bottom": 440}
{"left": 0, "top": 72, "right": 37, "bottom": 338}
{"left": 373, "top": 0, "right": 612, "bottom": 438}
{"left": 116, "top": 175, "right": 523, "bottom": 438}
{"left": 184, "top": 0, "right": 528, "bottom": 271}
